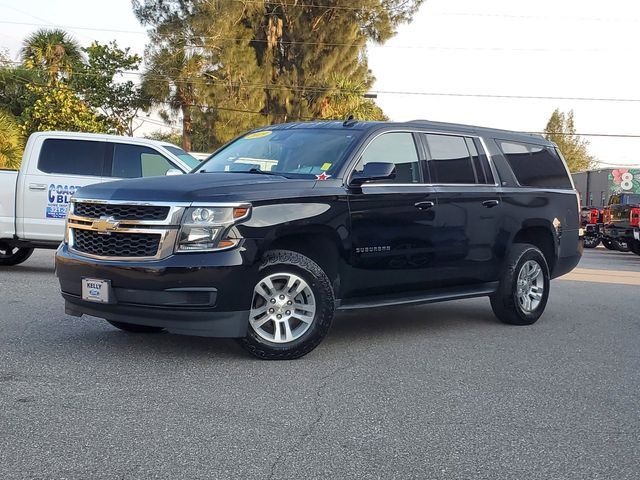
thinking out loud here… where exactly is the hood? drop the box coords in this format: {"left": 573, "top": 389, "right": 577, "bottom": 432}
{"left": 74, "top": 172, "right": 320, "bottom": 203}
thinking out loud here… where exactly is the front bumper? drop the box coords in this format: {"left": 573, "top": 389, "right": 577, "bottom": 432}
{"left": 56, "top": 242, "right": 259, "bottom": 337}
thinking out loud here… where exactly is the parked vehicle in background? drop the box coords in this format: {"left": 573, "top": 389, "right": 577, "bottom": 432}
{"left": 56, "top": 120, "right": 582, "bottom": 359}
{"left": 602, "top": 193, "right": 640, "bottom": 252}
{"left": 0, "top": 131, "right": 198, "bottom": 266}
{"left": 632, "top": 227, "right": 640, "bottom": 255}
{"left": 580, "top": 206, "right": 603, "bottom": 248}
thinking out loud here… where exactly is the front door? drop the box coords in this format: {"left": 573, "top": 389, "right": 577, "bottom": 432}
{"left": 346, "top": 131, "right": 441, "bottom": 298}
{"left": 18, "top": 138, "right": 108, "bottom": 242}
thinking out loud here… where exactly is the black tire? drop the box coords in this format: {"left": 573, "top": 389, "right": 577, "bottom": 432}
{"left": 613, "top": 240, "right": 630, "bottom": 252}
{"left": 582, "top": 236, "right": 600, "bottom": 248}
{"left": 490, "top": 243, "right": 550, "bottom": 326}
{"left": 106, "top": 320, "right": 164, "bottom": 333}
{"left": 630, "top": 240, "right": 640, "bottom": 256}
{"left": 602, "top": 239, "right": 617, "bottom": 250}
{"left": 0, "top": 243, "right": 34, "bottom": 266}
{"left": 239, "top": 249, "right": 335, "bottom": 360}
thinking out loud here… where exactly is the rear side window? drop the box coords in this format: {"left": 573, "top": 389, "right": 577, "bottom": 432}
{"left": 424, "top": 134, "right": 476, "bottom": 184}
{"left": 38, "top": 139, "right": 106, "bottom": 176}
{"left": 111, "top": 144, "right": 176, "bottom": 178}
{"left": 498, "top": 140, "right": 572, "bottom": 189}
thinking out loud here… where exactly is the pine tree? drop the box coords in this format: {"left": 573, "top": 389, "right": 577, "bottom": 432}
{"left": 544, "top": 109, "right": 595, "bottom": 172}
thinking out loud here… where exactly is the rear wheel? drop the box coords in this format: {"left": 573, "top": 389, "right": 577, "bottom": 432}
{"left": 613, "top": 240, "right": 630, "bottom": 252}
{"left": 0, "top": 243, "right": 34, "bottom": 266}
{"left": 490, "top": 243, "right": 550, "bottom": 326}
{"left": 239, "top": 250, "right": 335, "bottom": 360}
{"left": 106, "top": 320, "right": 164, "bottom": 333}
{"left": 629, "top": 240, "right": 640, "bottom": 256}
{"left": 582, "top": 235, "right": 600, "bottom": 248}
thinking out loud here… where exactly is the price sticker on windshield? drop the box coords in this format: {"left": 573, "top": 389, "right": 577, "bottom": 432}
{"left": 244, "top": 131, "right": 272, "bottom": 140}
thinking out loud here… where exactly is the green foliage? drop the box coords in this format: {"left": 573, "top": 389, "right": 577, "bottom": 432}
{"left": 0, "top": 64, "right": 44, "bottom": 118}
{"left": 145, "top": 130, "right": 182, "bottom": 146}
{"left": 544, "top": 109, "right": 596, "bottom": 172}
{"left": 21, "top": 29, "right": 84, "bottom": 83}
{"left": 133, "top": 0, "right": 423, "bottom": 149}
{"left": 320, "top": 75, "right": 387, "bottom": 121}
{"left": 0, "top": 110, "right": 24, "bottom": 169}
{"left": 73, "top": 41, "right": 145, "bottom": 135}
{"left": 21, "top": 82, "right": 109, "bottom": 137}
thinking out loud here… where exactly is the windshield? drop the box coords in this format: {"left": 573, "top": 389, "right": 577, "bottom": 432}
{"left": 197, "top": 129, "right": 360, "bottom": 178}
{"left": 164, "top": 145, "right": 201, "bottom": 169}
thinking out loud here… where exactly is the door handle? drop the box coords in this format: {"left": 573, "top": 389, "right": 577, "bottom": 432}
{"left": 414, "top": 201, "right": 435, "bottom": 210}
{"left": 482, "top": 199, "right": 500, "bottom": 208}
{"left": 28, "top": 183, "right": 47, "bottom": 191}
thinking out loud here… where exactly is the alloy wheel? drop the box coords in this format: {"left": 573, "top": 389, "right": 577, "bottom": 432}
{"left": 516, "top": 260, "right": 544, "bottom": 313}
{"left": 249, "top": 272, "right": 316, "bottom": 343}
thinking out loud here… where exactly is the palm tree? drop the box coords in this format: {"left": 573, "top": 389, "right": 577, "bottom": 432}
{"left": 141, "top": 47, "right": 203, "bottom": 151}
{"left": 0, "top": 111, "right": 24, "bottom": 169}
{"left": 21, "top": 28, "right": 84, "bottom": 82}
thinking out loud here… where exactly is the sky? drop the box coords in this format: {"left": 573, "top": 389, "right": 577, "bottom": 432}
{"left": 1, "top": 0, "right": 639, "bottom": 166}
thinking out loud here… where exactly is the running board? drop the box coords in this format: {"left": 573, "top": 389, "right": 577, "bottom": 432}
{"left": 336, "top": 282, "right": 499, "bottom": 311}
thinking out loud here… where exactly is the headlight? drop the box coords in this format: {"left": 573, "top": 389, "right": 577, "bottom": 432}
{"left": 175, "top": 205, "right": 250, "bottom": 252}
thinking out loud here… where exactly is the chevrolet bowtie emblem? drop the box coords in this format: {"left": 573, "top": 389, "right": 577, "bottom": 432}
{"left": 92, "top": 216, "right": 120, "bottom": 235}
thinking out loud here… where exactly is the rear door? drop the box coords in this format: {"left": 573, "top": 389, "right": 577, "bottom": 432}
{"left": 17, "top": 138, "right": 108, "bottom": 242}
{"left": 421, "top": 133, "right": 503, "bottom": 284}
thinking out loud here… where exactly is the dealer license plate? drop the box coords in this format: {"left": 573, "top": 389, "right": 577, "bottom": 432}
{"left": 82, "top": 278, "right": 110, "bottom": 303}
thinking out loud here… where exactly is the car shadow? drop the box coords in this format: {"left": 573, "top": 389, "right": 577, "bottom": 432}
{"left": 60, "top": 298, "right": 497, "bottom": 361}
{"left": 328, "top": 299, "right": 497, "bottom": 345}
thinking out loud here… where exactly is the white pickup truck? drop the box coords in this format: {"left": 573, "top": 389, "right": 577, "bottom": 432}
{"left": 0, "top": 131, "right": 199, "bottom": 266}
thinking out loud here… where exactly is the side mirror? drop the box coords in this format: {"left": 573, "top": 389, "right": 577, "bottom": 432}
{"left": 350, "top": 162, "right": 396, "bottom": 185}
{"left": 166, "top": 168, "right": 183, "bottom": 176}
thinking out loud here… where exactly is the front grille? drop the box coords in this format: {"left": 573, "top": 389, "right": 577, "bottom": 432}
{"left": 73, "top": 229, "right": 161, "bottom": 258}
{"left": 74, "top": 203, "right": 170, "bottom": 221}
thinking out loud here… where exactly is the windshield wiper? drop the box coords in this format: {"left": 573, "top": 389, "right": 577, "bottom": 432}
{"left": 198, "top": 168, "right": 289, "bottom": 177}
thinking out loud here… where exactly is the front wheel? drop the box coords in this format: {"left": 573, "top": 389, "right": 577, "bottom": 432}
{"left": 0, "top": 243, "right": 34, "bottom": 266}
{"left": 602, "top": 239, "right": 617, "bottom": 250}
{"left": 490, "top": 243, "right": 550, "bottom": 326}
{"left": 239, "top": 250, "right": 335, "bottom": 360}
{"left": 582, "top": 235, "right": 600, "bottom": 248}
{"left": 630, "top": 240, "right": 640, "bottom": 256}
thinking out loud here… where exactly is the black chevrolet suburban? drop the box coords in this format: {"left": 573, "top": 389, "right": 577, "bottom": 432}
{"left": 55, "top": 120, "right": 582, "bottom": 359}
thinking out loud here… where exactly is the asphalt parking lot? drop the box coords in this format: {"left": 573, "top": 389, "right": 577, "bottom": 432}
{"left": 1, "top": 249, "right": 639, "bottom": 480}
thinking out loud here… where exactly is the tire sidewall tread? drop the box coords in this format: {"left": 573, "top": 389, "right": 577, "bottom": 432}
{"left": 239, "top": 249, "right": 335, "bottom": 360}
{"left": 491, "top": 243, "right": 550, "bottom": 326}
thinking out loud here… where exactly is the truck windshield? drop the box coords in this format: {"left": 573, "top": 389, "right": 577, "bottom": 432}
{"left": 197, "top": 129, "right": 360, "bottom": 178}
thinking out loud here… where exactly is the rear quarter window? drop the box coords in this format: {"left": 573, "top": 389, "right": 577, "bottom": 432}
{"left": 38, "top": 139, "right": 106, "bottom": 177}
{"left": 497, "top": 140, "right": 572, "bottom": 189}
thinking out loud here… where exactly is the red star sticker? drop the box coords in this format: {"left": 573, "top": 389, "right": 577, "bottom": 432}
{"left": 316, "top": 172, "right": 331, "bottom": 181}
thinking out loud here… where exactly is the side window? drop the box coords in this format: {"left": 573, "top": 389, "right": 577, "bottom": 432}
{"left": 111, "top": 144, "right": 176, "bottom": 178}
{"left": 498, "top": 140, "right": 572, "bottom": 189}
{"left": 355, "top": 132, "right": 421, "bottom": 183}
{"left": 466, "top": 138, "right": 494, "bottom": 184}
{"left": 38, "top": 139, "right": 106, "bottom": 176}
{"left": 425, "top": 134, "right": 476, "bottom": 184}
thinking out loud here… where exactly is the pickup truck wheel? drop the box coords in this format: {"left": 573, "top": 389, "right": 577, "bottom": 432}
{"left": 582, "top": 236, "right": 600, "bottom": 248}
{"left": 240, "top": 250, "right": 335, "bottom": 360}
{"left": 0, "top": 244, "right": 34, "bottom": 266}
{"left": 106, "top": 320, "right": 164, "bottom": 333}
{"left": 613, "top": 240, "right": 630, "bottom": 252}
{"left": 490, "top": 243, "right": 550, "bottom": 326}
{"left": 630, "top": 240, "right": 640, "bottom": 256}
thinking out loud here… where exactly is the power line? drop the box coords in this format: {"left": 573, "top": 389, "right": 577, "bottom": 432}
{"left": 0, "top": 19, "right": 630, "bottom": 52}
{"left": 3, "top": 66, "right": 640, "bottom": 104}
